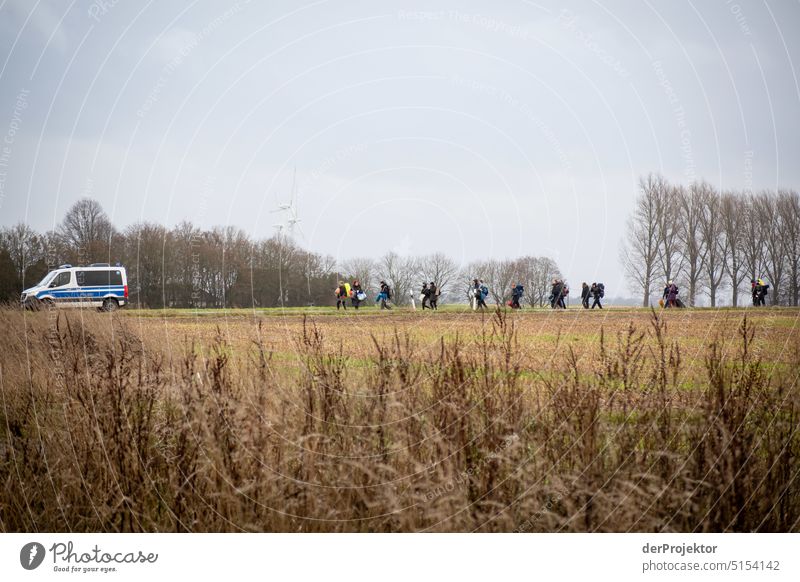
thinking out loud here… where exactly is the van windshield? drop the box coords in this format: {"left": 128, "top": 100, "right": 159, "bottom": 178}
{"left": 36, "top": 271, "right": 57, "bottom": 287}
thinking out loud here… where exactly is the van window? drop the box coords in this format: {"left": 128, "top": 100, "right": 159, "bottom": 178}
{"left": 77, "top": 270, "right": 123, "bottom": 287}
{"left": 49, "top": 272, "right": 71, "bottom": 288}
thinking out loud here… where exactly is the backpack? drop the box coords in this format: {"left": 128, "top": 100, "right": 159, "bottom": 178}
{"left": 598, "top": 283, "right": 605, "bottom": 298}
{"left": 480, "top": 285, "right": 488, "bottom": 298}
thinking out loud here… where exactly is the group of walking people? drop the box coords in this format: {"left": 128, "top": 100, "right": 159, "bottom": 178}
{"left": 579, "top": 282, "right": 604, "bottom": 309}
{"left": 419, "top": 282, "right": 440, "bottom": 310}
{"left": 660, "top": 281, "right": 684, "bottom": 308}
{"left": 338, "top": 275, "right": 775, "bottom": 310}
{"left": 334, "top": 280, "right": 367, "bottom": 310}
{"left": 336, "top": 277, "right": 610, "bottom": 311}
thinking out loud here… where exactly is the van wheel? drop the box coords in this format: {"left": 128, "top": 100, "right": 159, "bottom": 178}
{"left": 102, "top": 298, "right": 119, "bottom": 312}
{"left": 39, "top": 298, "right": 55, "bottom": 311}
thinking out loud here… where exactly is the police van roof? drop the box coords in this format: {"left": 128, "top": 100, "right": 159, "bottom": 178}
{"left": 57, "top": 263, "right": 124, "bottom": 269}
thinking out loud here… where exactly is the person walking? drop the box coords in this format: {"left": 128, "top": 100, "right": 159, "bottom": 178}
{"left": 377, "top": 281, "right": 392, "bottom": 310}
{"left": 550, "top": 279, "right": 562, "bottom": 309}
{"left": 666, "top": 281, "right": 678, "bottom": 308}
{"left": 429, "top": 281, "right": 439, "bottom": 310}
{"left": 351, "top": 280, "right": 364, "bottom": 309}
{"left": 590, "top": 282, "right": 603, "bottom": 309}
{"left": 511, "top": 283, "right": 524, "bottom": 309}
{"left": 420, "top": 282, "right": 430, "bottom": 310}
{"left": 581, "top": 282, "right": 590, "bottom": 309}
{"left": 558, "top": 281, "right": 568, "bottom": 309}
{"left": 472, "top": 278, "right": 488, "bottom": 310}
{"left": 335, "top": 281, "right": 348, "bottom": 310}
{"left": 471, "top": 278, "right": 480, "bottom": 310}
{"left": 478, "top": 280, "right": 489, "bottom": 309}
{"left": 757, "top": 278, "right": 769, "bottom": 306}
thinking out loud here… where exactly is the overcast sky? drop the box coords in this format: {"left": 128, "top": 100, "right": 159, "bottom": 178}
{"left": 1, "top": 0, "right": 799, "bottom": 293}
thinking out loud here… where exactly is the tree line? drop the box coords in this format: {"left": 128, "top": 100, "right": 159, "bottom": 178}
{"left": 621, "top": 174, "right": 800, "bottom": 307}
{"left": 0, "top": 199, "right": 564, "bottom": 308}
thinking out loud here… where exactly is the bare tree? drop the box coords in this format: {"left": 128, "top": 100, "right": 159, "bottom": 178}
{"left": 677, "top": 182, "right": 709, "bottom": 306}
{"left": 463, "top": 259, "right": 510, "bottom": 305}
{"left": 719, "top": 192, "right": 747, "bottom": 306}
{"left": 418, "top": 252, "right": 460, "bottom": 299}
{"left": 377, "top": 252, "right": 417, "bottom": 305}
{"left": 620, "top": 175, "right": 661, "bottom": 306}
{"left": 122, "top": 222, "right": 170, "bottom": 308}
{"left": 517, "top": 256, "right": 561, "bottom": 307}
{"left": 654, "top": 178, "right": 684, "bottom": 288}
{"left": 340, "top": 256, "right": 376, "bottom": 295}
{"left": 754, "top": 191, "right": 786, "bottom": 304}
{"left": 698, "top": 185, "right": 727, "bottom": 306}
{"left": 740, "top": 194, "right": 765, "bottom": 302}
{"left": 58, "top": 198, "right": 115, "bottom": 263}
{"left": 778, "top": 190, "right": 800, "bottom": 305}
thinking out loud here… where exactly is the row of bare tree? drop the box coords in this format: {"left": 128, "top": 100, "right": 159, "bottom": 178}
{"left": 621, "top": 174, "right": 800, "bottom": 307}
{"left": 0, "top": 199, "right": 564, "bottom": 308}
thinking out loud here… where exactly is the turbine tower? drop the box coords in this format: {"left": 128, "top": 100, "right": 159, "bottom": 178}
{"left": 270, "top": 167, "right": 303, "bottom": 239}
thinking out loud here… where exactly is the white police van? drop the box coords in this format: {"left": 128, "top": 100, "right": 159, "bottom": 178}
{"left": 21, "top": 263, "right": 128, "bottom": 311}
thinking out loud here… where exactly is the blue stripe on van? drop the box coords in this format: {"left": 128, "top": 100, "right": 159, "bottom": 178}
{"left": 37, "top": 288, "right": 124, "bottom": 299}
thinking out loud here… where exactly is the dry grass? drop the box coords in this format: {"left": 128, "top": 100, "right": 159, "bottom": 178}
{"left": 0, "top": 306, "right": 798, "bottom": 532}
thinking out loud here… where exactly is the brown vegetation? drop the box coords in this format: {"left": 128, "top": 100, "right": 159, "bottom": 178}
{"left": 0, "top": 307, "right": 798, "bottom": 532}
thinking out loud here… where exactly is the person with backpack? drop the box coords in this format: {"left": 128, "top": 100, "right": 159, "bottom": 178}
{"left": 351, "top": 280, "right": 365, "bottom": 309}
{"left": 376, "top": 280, "right": 392, "bottom": 310}
{"left": 478, "top": 280, "right": 489, "bottom": 309}
{"left": 590, "top": 282, "right": 603, "bottom": 309}
{"left": 549, "top": 279, "right": 560, "bottom": 309}
{"left": 581, "top": 282, "right": 590, "bottom": 309}
{"left": 429, "top": 282, "right": 439, "bottom": 310}
{"left": 510, "top": 283, "right": 524, "bottom": 309}
{"left": 757, "top": 278, "right": 769, "bottom": 306}
{"left": 420, "top": 282, "right": 431, "bottom": 310}
{"left": 335, "top": 281, "right": 348, "bottom": 310}
{"left": 559, "top": 282, "right": 568, "bottom": 309}
{"left": 472, "top": 279, "right": 488, "bottom": 310}
{"left": 664, "top": 280, "right": 678, "bottom": 308}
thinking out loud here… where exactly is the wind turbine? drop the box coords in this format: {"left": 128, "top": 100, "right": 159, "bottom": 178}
{"left": 271, "top": 167, "right": 303, "bottom": 239}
